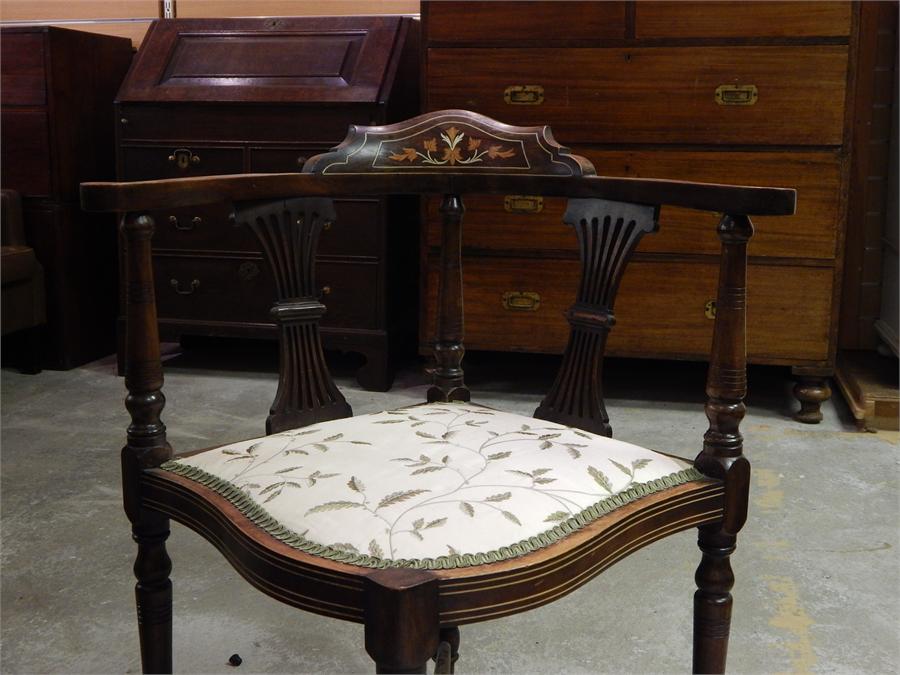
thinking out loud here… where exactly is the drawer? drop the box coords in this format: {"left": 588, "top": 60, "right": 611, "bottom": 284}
{"left": 423, "top": 256, "right": 832, "bottom": 362}
{"left": 150, "top": 199, "right": 382, "bottom": 257}
{"left": 249, "top": 146, "right": 328, "bottom": 173}
{"left": 635, "top": 2, "right": 852, "bottom": 39}
{"left": 155, "top": 254, "right": 274, "bottom": 324}
{"left": 318, "top": 260, "right": 380, "bottom": 329}
{"left": 425, "top": 150, "right": 841, "bottom": 260}
{"left": 121, "top": 144, "right": 244, "bottom": 180}
{"left": 0, "top": 33, "right": 46, "bottom": 106}
{"left": 427, "top": 46, "right": 848, "bottom": 145}
{"left": 425, "top": 1, "right": 626, "bottom": 42}
{"left": 151, "top": 204, "right": 254, "bottom": 252}
{"left": 0, "top": 110, "right": 51, "bottom": 196}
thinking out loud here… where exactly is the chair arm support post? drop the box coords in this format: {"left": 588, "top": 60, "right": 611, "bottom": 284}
{"left": 695, "top": 214, "right": 753, "bottom": 536}
{"left": 428, "top": 194, "right": 470, "bottom": 403}
{"left": 121, "top": 212, "right": 172, "bottom": 521}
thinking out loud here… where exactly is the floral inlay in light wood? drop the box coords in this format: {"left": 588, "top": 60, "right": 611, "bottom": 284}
{"left": 388, "top": 126, "right": 516, "bottom": 166}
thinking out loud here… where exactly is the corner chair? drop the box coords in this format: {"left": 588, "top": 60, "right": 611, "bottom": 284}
{"left": 80, "top": 110, "right": 796, "bottom": 674}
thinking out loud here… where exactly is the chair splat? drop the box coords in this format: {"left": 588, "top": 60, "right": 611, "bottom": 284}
{"left": 234, "top": 198, "right": 352, "bottom": 434}
{"left": 535, "top": 199, "right": 659, "bottom": 437}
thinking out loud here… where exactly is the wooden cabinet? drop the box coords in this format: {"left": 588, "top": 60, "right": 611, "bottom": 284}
{"left": 421, "top": 1, "right": 857, "bottom": 420}
{"left": 0, "top": 27, "right": 133, "bottom": 368}
{"left": 116, "top": 17, "right": 419, "bottom": 390}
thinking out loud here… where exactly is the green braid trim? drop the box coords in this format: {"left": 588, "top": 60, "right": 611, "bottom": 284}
{"left": 160, "top": 460, "right": 705, "bottom": 570}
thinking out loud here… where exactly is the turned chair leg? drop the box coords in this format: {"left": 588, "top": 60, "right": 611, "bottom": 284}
{"left": 132, "top": 509, "right": 173, "bottom": 674}
{"left": 434, "top": 626, "right": 460, "bottom": 674}
{"left": 693, "top": 525, "right": 736, "bottom": 674}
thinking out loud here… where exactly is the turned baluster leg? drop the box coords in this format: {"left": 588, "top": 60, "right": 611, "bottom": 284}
{"left": 434, "top": 626, "right": 460, "bottom": 674}
{"left": 121, "top": 213, "right": 174, "bottom": 673}
{"left": 364, "top": 570, "right": 440, "bottom": 674}
{"left": 693, "top": 214, "right": 753, "bottom": 674}
{"left": 428, "top": 194, "right": 470, "bottom": 403}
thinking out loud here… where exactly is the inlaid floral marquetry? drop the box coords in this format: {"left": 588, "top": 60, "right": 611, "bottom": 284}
{"left": 303, "top": 109, "right": 596, "bottom": 177}
{"left": 386, "top": 125, "right": 517, "bottom": 166}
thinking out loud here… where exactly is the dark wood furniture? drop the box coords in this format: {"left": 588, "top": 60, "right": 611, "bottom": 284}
{"left": 81, "top": 110, "right": 796, "bottom": 673}
{"left": 114, "top": 16, "right": 419, "bottom": 390}
{"left": 0, "top": 26, "right": 132, "bottom": 368}
{"left": 420, "top": 1, "right": 857, "bottom": 423}
{"left": 1, "top": 189, "right": 46, "bottom": 373}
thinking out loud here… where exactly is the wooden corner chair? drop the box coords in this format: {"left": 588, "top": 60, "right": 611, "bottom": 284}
{"left": 81, "top": 110, "right": 796, "bottom": 674}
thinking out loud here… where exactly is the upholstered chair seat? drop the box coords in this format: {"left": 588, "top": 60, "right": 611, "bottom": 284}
{"left": 163, "top": 402, "right": 699, "bottom": 569}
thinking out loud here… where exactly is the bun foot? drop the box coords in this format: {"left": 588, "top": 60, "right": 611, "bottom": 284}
{"left": 793, "top": 376, "right": 831, "bottom": 423}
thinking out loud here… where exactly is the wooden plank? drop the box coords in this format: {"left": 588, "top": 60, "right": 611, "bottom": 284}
{"left": 175, "top": 0, "right": 419, "bottom": 17}
{"left": 835, "top": 350, "right": 899, "bottom": 430}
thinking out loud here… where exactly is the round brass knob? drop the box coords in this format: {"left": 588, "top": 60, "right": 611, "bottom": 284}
{"left": 321, "top": 285, "right": 332, "bottom": 295}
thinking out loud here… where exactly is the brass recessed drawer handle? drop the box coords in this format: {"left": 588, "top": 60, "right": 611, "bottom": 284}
{"left": 167, "top": 148, "right": 201, "bottom": 170}
{"left": 504, "top": 195, "right": 543, "bottom": 214}
{"left": 504, "top": 85, "right": 544, "bottom": 105}
{"left": 704, "top": 300, "right": 717, "bottom": 319}
{"left": 502, "top": 291, "right": 541, "bottom": 311}
{"left": 170, "top": 278, "right": 200, "bottom": 295}
{"left": 715, "top": 84, "right": 758, "bottom": 106}
{"left": 169, "top": 215, "right": 202, "bottom": 231}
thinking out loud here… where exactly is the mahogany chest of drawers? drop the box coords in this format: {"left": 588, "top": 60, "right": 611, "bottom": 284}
{"left": 115, "top": 16, "right": 419, "bottom": 390}
{"left": 1, "top": 26, "right": 132, "bottom": 368}
{"left": 421, "top": 0, "right": 857, "bottom": 421}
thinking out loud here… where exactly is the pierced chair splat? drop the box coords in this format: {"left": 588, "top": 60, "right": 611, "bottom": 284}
{"left": 80, "top": 109, "right": 796, "bottom": 674}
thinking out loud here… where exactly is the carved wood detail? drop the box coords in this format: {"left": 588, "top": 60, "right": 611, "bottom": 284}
{"left": 234, "top": 198, "right": 352, "bottom": 434}
{"left": 534, "top": 199, "right": 658, "bottom": 436}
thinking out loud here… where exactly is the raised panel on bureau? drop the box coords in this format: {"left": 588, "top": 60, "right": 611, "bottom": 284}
{"left": 116, "top": 16, "right": 419, "bottom": 391}
{"left": 422, "top": 0, "right": 856, "bottom": 420}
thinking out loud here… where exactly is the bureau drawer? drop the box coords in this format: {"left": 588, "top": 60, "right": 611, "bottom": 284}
{"left": 0, "top": 110, "right": 51, "bottom": 196}
{"left": 425, "top": 1, "right": 626, "bottom": 42}
{"left": 635, "top": 1, "right": 852, "bottom": 39}
{"left": 121, "top": 144, "right": 244, "bottom": 180}
{"left": 318, "top": 260, "right": 380, "bottom": 329}
{"left": 427, "top": 46, "right": 848, "bottom": 145}
{"left": 0, "top": 33, "right": 46, "bottom": 106}
{"left": 425, "top": 150, "right": 841, "bottom": 260}
{"left": 249, "top": 146, "right": 328, "bottom": 173}
{"left": 423, "top": 256, "right": 832, "bottom": 362}
{"left": 155, "top": 254, "right": 274, "bottom": 324}
{"left": 150, "top": 199, "right": 382, "bottom": 257}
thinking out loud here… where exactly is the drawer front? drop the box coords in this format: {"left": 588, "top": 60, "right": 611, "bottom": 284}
{"left": 425, "top": 1, "right": 626, "bottom": 42}
{"left": 317, "top": 260, "right": 380, "bottom": 329}
{"left": 425, "top": 150, "right": 841, "bottom": 260}
{"left": 0, "top": 111, "right": 51, "bottom": 196}
{"left": 121, "top": 144, "right": 244, "bottom": 180}
{"left": 154, "top": 254, "right": 379, "bottom": 328}
{"left": 155, "top": 254, "right": 274, "bottom": 324}
{"left": 635, "top": 1, "right": 852, "bottom": 39}
{"left": 249, "top": 146, "right": 328, "bottom": 173}
{"left": 427, "top": 46, "right": 848, "bottom": 145}
{"left": 150, "top": 199, "right": 382, "bottom": 257}
{"left": 423, "top": 257, "right": 832, "bottom": 362}
{"left": 0, "top": 33, "right": 46, "bottom": 106}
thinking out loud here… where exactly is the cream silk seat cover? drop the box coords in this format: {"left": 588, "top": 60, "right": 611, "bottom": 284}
{"left": 162, "top": 402, "right": 702, "bottom": 569}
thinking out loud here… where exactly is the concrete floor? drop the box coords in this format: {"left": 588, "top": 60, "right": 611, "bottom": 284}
{"left": 1, "top": 344, "right": 898, "bottom": 674}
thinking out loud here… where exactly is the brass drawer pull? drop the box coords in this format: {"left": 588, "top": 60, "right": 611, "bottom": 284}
{"left": 704, "top": 300, "right": 717, "bottom": 319}
{"left": 321, "top": 285, "right": 332, "bottom": 296}
{"left": 715, "top": 84, "right": 758, "bottom": 106}
{"left": 504, "top": 195, "right": 543, "bottom": 214}
{"left": 169, "top": 215, "right": 202, "bottom": 231}
{"left": 504, "top": 84, "right": 544, "bottom": 105}
{"left": 502, "top": 291, "right": 541, "bottom": 312}
{"left": 167, "top": 148, "right": 201, "bottom": 170}
{"left": 170, "top": 278, "right": 200, "bottom": 295}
